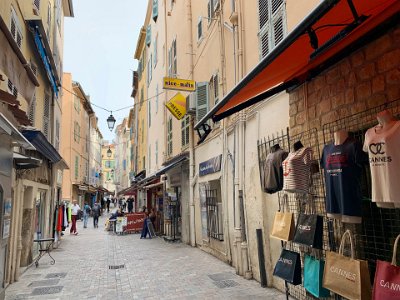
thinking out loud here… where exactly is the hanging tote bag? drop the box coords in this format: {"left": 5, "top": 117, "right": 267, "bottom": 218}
{"left": 304, "top": 254, "right": 330, "bottom": 298}
{"left": 323, "top": 230, "right": 372, "bottom": 300}
{"left": 372, "top": 234, "right": 400, "bottom": 300}
{"left": 270, "top": 195, "right": 295, "bottom": 241}
{"left": 273, "top": 249, "right": 302, "bottom": 285}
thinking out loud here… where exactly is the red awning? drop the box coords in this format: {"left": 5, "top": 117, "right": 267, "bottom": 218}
{"left": 195, "top": 0, "right": 399, "bottom": 127}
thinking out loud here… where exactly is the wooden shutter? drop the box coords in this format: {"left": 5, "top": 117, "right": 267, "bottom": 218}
{"left": 213, "top": 74, "right": 219, "bottom": 104}
{"left": 34, "top": 0, "right": 41, "bottom": 11}
{"left": 273, "top": 14, "right": 284, "bottom": 46}
{"left": 153, "top": 0, "right": 158, "bottom": 21}
{"left": 258, "top": 0, "right": 269, "bottom": 29}
{"left": 29, "top": 91, "right": 36, "bottom": 125}
{"left": 271, "top": 0, "right": 284, "bottom": 14}
{"left": 43, "top": 92, "right": 50, "bottom": 138}
{"left": 196, "top": 82, "right": 209, "bottom": 122}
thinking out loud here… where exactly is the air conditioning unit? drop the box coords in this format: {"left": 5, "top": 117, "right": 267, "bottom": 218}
{"left": 186, "top": 93, "right": 196, "bottom": 115}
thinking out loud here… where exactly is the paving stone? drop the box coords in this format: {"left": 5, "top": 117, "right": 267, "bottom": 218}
{"left": 5, "top": 213, "right": 285, "bottom": 299}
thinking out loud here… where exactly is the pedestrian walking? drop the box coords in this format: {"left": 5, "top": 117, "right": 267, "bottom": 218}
{"left": 127, "top": 197, "right": 134, "bottom": 213}
{"left": 140, "top": 210, "right": 151, "bottom": 239}
{"left": 70, "top": 200, "right": 80, "bottom": 235}
{"left": 106, "top": 198, "right": 111, "bottom": 213}
{"left": 83, "top": 202, "right": 91, "bottom": 228}
{"left": 92, "top": 202, "right": 101, "bottom": 228}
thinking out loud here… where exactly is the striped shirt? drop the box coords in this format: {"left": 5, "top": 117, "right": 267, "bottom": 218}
{"left": 282, "top": 147, "right": 313, "bottom": 193}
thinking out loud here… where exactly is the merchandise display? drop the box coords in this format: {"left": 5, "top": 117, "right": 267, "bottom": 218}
{"left": 273, "top": 249, "right": 302, "bottom": 285}
{"left": 293, "top": 212, "right": 323, "bottom": 249}
{"left": 320, "top": 130, "right": 366, "bottom": 223}
{"left": 363, "top": 110, "right": 400, "bottom": 208}
{"left": 263, "top": 144, "right": 288, "bottom": 194}
{"left": 304, "top": 255, "right": 330, "bottom": 298}
{"left": 282, "top": 143, "right": 313, "bottom": 194}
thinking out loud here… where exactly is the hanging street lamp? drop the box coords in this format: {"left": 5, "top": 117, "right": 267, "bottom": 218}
{"left": 107, "top": 112, "right": 116, "bottom": 131}
{"left": 107, "top": 147, "right": 112, "bottom": 158}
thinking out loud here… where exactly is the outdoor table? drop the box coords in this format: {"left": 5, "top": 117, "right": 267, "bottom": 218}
{"left": 33, "top": 238, "right": 55, "bottom": 267}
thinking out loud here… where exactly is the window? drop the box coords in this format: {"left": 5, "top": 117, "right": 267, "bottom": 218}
{"left": 148, "top": 97, "right": 152, "bottom": 128}
{"left": 153, "top": 0, "right": 158, "bottom": 21}
{"left": 105, "top": 161, "right": 111, "bottom": 168}
{"left": 206, "top": 183, "right": 224, "bottom": 241}
{"left": 43, "top": 92, "right": 50, "bottom": 138}
{"left": 207, "top": 0, "right": 219, "bottom": 24}
{"left": 197, "top": 17, "right": 203, "bottom": 41}
{"left": 181, "top": 115, "right": 190, "bottom": 147}
{"left": 258, "top": 0, "right": 286, "bottom": 58}
{"left": 10, "top": 7, "right": 22, "bottom": 48}
{"left": 209, "top": 73, "right": 219, "bottom": 105}
{"left": 55, "top": 119, "right": 60, "bottom": 151}
{"left": 147, "top": 55, "right": 152, "bottom": 86}
{"left": 74, "top": 96, "right": 80, "bottom": 113}
{"left": 141, "top": 119, "right": 144, "bottom": 144}
{"left": 75, "top": 156, "right": 79, "bottom": 179}
{"left": 196, "top": 82, "right": 209, "bottom": 122}
{"left": 168, "top": 39, "right": 177, "bottom": 77}
{"left": 28, "top": 91, "right": 36, "bottom": 125}
{"left": 146, "top": 25, "right": 151, "bottom": 46}
{"left": 142, "top": 156, "right": 146, "bottom": 170}
{"left": 47, "top": 2, "right": 51, "bottom": 39}
{"left": 7, "top": 79, "right": 18, "bottom": 98}
{"left": 74, "top": 122, "right": 80, "bottom": 143}
{"left": 167, "top": 117, "right": 173, "bottom": 155}
{"left": 155, "top": 140, "right": 158, "bottom": 166}
{"left": 33, "top": 0, "right": 41, "bottom": 11}
{"left": 140, "top": 87, "right": 144, "bottom": 108}
{"left": 155, "top": 84, "right": 159, "bottom": 113}
{"left": 154, "top": 34, "right": 158, "bottom": 67}
{"left": 148, "top": 145, "right": 151, "bottom": 171}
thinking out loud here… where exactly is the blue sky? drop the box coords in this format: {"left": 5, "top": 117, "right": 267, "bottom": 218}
{"left": 64, "top": 0, "right": 147, "bottom": 141}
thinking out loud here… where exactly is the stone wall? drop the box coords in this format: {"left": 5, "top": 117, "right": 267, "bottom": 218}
{"left": 289, "top": 24, "right": 400, "bottom": 134}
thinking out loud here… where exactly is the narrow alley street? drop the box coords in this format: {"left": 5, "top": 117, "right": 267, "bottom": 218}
{"left": 5, "top": 214, "right": 285, "bottom": 300}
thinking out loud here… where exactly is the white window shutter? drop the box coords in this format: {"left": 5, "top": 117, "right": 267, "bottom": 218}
{"left": 258, "top": 0, "right": 269, "bottom": 29}
{"left": 273, "top": 14, "right": 284, "bottom": 46}
{"left": 196, "top": 82, "right": 209, "bottom": 122}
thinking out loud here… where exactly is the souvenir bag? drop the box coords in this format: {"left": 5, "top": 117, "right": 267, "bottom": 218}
{"left": 293, "top": 196, "right": 323, "bottom": 249}
{"left": 373, "top": 234, "right": 400, "bottom": 300}
{"left": 270, "top": 194, "right": 295, "bottom": 241}
{"left": 304, "top": 254, "right": 330, "bottom": 298}
{"left": 323, "top": 230, "right": 372, "bottom": 300}
{"left": 273, "top": 248, "right": 302, "bottom": 285}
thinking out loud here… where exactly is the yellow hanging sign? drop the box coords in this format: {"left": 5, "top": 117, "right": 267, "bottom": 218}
{"left": 163, "top": 77, "right": 196, "bottom": 92}
{"left": 165, "top": 93, "right": 187, "bottom": 120}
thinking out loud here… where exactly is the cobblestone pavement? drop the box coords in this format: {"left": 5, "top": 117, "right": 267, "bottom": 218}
{"left": 6, "top": 213, "right": 286, "bottom": 300}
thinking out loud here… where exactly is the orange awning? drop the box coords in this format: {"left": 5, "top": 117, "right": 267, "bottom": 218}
{"left": 195, "top": 0, "right": 399, "bottom": 128}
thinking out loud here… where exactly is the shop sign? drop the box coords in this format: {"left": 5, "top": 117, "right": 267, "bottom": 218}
{"left": 165, "top": 93, "right": 186, "bottom": 120}
{"left": 163, "top": 77, "right": 196, "bottom": 92}
{"left": 199, "top": 155, "right": 222, "bottom": 177}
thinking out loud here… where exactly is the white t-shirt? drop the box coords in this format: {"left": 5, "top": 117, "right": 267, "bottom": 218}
{"left": 282, "top": 147, "right": 313, "bottom": 194}
{"left": 363, "top": 121, "right": 400, "bottom": 203}
{"left": 71, "top": 204, "right": 81, "bottom": 216}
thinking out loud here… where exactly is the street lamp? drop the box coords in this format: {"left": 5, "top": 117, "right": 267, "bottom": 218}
{"left": 107, "top": 147, "right": 112, "bottom": 158}
{"left": 107, "top": 113, "right": 116, "bottom": 131}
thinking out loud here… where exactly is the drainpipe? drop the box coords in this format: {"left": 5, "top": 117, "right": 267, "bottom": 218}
{"left": 187, "top": 0, "right": 196, "bottom": 247}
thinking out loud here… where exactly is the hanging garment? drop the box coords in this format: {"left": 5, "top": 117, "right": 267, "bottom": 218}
{"left": 63, "top": 205, "right": 68, "bottom": 228}
{"left": 282, "top": 147, "right": 313, "bottom": 193}
{"left": 67, "top": 205, "right": 72, "bottom": 223}
{"left": 57, "top": 206, "right": 62, "bottom": 232}
{"left": 363, "top": 121, "right": 400, "bottom": 204}
{"left": 263, "top": 147, "right": 288, "bottom": 194}
{"left": 321, "top": 138, "right": 367, "bottom": 218}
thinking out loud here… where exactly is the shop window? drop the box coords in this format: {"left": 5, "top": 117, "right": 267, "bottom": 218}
{"left": 258, "top": 0, "right": 286, "bottom": 59}
{"left": 205, "top": 181, "right": 223, "bottom": 241}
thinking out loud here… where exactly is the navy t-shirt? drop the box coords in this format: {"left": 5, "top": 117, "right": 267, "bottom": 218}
{"left": 320, "top": 138, "right": 367, "bottom": 217}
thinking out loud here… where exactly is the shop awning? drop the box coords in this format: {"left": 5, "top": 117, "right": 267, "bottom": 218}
{"left": 195, "top": 0, "right": 400, "bottom": 129}
{"left": 27, "top": 18, "right": 60, "bottom": 95}
{"left": 13, "top": 152, "right": 41, "bottom": 169}
{"left": 22, "top": 129, "right": 62, "bottom": 163}
{"left": 117, "top": 184, "right": 138, "bottom": 196}
{"left": 0, "top": 113, "right": 35, "bottom": 150}
{"left": 156, "top": 153, "right": 189, "bottom": 176}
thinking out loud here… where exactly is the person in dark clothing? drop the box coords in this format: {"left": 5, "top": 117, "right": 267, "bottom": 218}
{"left": 92, "top": 202, "right": 101, "bottom": 228}
{"left": 127, "top": 197, "right": 134, "bottom": 213}
{"left": 106, "top": 198, "right": 111, "bottom": 213}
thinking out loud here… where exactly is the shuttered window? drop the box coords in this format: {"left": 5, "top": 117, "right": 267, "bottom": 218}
{"left": 153, "top": 0, "right": 158, "bottom": 21}
{"left": 258, "top": 0, "right": 286, "bottom": 59}
{"left": 168, "top": 39, "right": 177, "bottom": 77}
{"left": 7, "top": 79, "right": 18, "bottom": 98}
{"left": 74, "top": 122, "right": 80, "bottom": 143}
{"left": 29, "top": 91, "right": 37, "bottom": 126}
{"left": 148, "top": 97, "right": 152, "bottom": 128}
{"left": 154, "top": 34, "right": 158, "bottom": 67}
{"left": 10, "top": 7, "right": 22, "bottom": 48}
{"left": 75, "top": 156, "right": 79, "bottom": 179}
{"left": 34, "top": 0, "right": 41, "bottom": 11}
{"left": 43, "top": 92, "right": 50, "bottom": 138}
{"left": 198, "top": 17, "right": 203, "bottom": 40}
{"left": 196, "top": 82, "right": 209, "bottom": 123}
{"left": 146, "top": 25, "right": 151, "bottom": 46}
{"left": 181, "top": 115, "right": 190, "bottom": 148}
{"left": 167, "top": 118, "right": 173, "bottom": 155}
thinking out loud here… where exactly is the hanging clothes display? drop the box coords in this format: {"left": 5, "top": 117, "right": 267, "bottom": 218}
{"left": 263, "top": 144, "right": 288, "bottom": 194}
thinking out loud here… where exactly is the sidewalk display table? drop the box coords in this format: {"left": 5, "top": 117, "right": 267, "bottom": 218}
{"left": 33, "top": 238, "right": 55, "bottom": 267}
